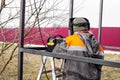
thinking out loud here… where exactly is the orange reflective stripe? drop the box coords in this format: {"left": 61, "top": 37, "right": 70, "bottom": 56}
{"left": 99, "top": 45, "right": 104, "bottom": 51}
{"left": 66, "top": 34, "right": 85, "bottom": 47}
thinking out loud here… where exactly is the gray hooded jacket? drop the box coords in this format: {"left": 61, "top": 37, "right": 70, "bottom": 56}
{"left": 53, "top": 33, "right": 104, "bottom": 80}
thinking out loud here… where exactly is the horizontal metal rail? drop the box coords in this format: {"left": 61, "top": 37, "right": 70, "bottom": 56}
{"left": 20, "top": 48, "right": 120, "bottom": 68}
{"left": 104, "top": 46, "right": 120, "bottom": 50}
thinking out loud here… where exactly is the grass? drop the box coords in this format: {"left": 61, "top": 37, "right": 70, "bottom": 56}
{"left": 0, "top": 46, "right": 120, "bottom": 80}
{"left": 101, "top": 54, "right": 120, "bottom": 80}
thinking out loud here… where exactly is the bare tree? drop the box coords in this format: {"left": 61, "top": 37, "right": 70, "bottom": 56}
{"left": 0, "top": 0, "right": 6, "bottom": 13}
{"left": 0, "top": 0, "right": 69, "bottom": 79}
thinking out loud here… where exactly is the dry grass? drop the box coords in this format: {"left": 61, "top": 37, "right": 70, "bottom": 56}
{"left": 0, "top": 45, "right": 120, "bottom": 80}
{"left": 101, "top": 54, "right": 120, "bottom": 80}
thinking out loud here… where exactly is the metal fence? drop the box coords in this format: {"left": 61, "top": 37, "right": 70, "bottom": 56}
{"left": 18, "top": 0, "right": 120, "bottom": 80}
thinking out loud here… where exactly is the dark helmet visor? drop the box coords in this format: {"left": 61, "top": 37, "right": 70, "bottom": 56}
{"left": 73, "top": 23, "right": 89, "bottom": 27}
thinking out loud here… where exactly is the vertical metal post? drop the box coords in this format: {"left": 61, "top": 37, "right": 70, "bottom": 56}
{"left": 98, "top": 0, "right": 104, "bottom": 44}
{"left": 69, "top": 0, "right": 74, "bottom": 35}
{"left": 18, "top": 0, "right": 26, "bottom": 80}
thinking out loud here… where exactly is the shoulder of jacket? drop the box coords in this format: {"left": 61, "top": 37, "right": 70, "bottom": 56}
{"left": 66, "top": 34, "right": 76, "bottom": 40}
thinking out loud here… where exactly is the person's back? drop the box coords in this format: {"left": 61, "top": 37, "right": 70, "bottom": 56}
{"left": 53, "top": 17, "right": 104, "bottom": 80}
{"left": 64, "top": 32, "right": 103, "bottom": 80}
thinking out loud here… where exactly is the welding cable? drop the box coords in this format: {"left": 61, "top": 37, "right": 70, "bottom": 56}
{"left": 34, "top": 0, "right": 50, "bottom": 80}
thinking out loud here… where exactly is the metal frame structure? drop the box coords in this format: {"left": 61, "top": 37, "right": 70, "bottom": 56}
{"left": 18, "top": 0, "right": 120, "bottom": 80}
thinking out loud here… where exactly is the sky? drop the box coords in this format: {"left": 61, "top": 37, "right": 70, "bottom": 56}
{"left": 73, "top": 0, "right": 120, "bottom": 27}
{"left": 1, "top": 0, "right": 120, "bottom": 28}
